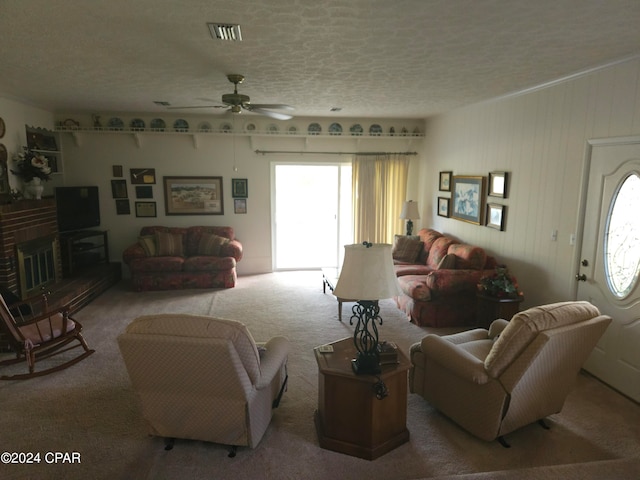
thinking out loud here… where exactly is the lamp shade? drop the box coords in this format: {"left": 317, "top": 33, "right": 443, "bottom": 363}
{"left": 400, "top": 200, "right": 420, "bottom": 220}
{"left": 333, "top": 243, "right": 402, "bottom": 301}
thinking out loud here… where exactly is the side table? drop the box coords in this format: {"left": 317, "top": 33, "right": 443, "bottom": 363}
{"left": 476, "top": 293, "right": 524, "bottom": 329}
{"left": 314, "top": 337, "right": 410, "bottom": 460}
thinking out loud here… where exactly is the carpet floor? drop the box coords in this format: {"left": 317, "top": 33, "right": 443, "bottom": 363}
{"left": 0, "top": 271, "right": 638, "bottom": 479}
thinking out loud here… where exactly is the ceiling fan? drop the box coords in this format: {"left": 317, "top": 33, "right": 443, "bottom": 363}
{"left": 168, "top": 74, "right": 294, "bottom": 120}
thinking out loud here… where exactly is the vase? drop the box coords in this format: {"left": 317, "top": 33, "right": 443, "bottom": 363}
{"left": 23, "top": 178, "right": 44, "bottom": 200}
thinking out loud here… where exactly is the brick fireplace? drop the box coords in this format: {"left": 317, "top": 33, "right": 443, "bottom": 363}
{"left": 0, "top": 199, "right": 63, "bottom": 299}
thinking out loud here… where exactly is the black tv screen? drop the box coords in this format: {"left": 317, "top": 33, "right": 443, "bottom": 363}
{"left": 55, "top": 186, "right": 101, "bottom": 232}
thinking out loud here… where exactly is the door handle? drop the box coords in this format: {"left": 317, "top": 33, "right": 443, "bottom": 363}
{"left": 575, "top": 274, "right": 587, "bottom": 282}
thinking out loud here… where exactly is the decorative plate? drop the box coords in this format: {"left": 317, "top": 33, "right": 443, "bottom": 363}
{"left": 150, "top": 118, "right": 166, "bottom": 131}
{"left": 308, "top": 123, "right": 322, "bottom": 135}
{"left": 173, "top": 119, "right": 189, "bottom": 132}
{"left": 369, "top": 124, "right": 382, "bottom": 136}
{"left": 130, "top": 118, "right": 145, "bottom": 131}
{"left": 267, "top": 124, "right": 279, "bottom": 134}
{"left": 108, "top": 117, "right": 124, "bottom": 130}
{"left": 329, "top": 123, "right": 343, "bottom": 135}
{"left": 244, "top": 122, "right": 257, "bottom": 133}
{"left": 287, "top": 126, "right": 298, "bottom": 134}
{"left": 219, "top": 122, "right": 233, "bottom": 133}
{"left": 350, "top": 124, "right": 363, "bottom": 135}
{"left": 197, "top": 121, "right": 212, "bottom": 132}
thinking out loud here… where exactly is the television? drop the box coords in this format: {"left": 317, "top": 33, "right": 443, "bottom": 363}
{"left": 55, "top": 186, "right": 101, "bottom": 233}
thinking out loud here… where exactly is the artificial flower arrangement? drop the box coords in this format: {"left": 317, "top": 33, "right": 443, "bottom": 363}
{"left": 11, "top": 146, "right": 51, "bottom": 182}
{"left": 477, "top": 265, "right": 522, "bottom": 298}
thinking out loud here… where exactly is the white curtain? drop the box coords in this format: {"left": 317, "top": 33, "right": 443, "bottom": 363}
{"left": 352, "top": 154, "right": 409, "bottom": 244}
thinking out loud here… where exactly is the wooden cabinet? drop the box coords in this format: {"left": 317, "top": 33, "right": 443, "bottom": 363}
{"left": 59, "top": 230, "right": 109, "bottom": 276}
{"left": 314, "top": 337, "right": 410, "bottom": 460}
{"left": 476, "top": 293, "right": 524, "bottom": 329}
{"left": 26, "top": 125, "right": 63, "bottom": 174}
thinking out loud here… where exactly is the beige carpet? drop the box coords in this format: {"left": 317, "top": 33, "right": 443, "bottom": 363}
{"left": 1, "top": 271, "right": 639, "bottom": 480}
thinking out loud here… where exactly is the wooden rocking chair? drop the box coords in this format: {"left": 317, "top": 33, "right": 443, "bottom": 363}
{"left": 0, "top": 291, "right": 94, "bottom": 380}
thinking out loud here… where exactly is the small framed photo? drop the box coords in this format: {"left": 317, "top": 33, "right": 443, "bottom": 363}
{"left": 486, "top": 203, "right": 506, "bottom": 231}
{"left": 135, "top": 201, "right": 157, "bottom": 218}
{"left": 437, "top": 197, "right": 450, "bottom": 217}
{"left": 488, "top": 171, "right": 508, "bottom": 198}
{"left": 130, "top": 168, "right": 156, "bottom": 184}
{"left": 115, "top": 199, "right": 130, "bottom": 215}
{"left": 112, "top": 165, "right": 123, "bottom": 177}
{"left": 135, "top": 185, "right": 153, "bottom": 199}
{"left": 234, "top": 198, "right": 247, "bottom": 214}
{"left": 111, "top": 179, "right": 128, "bottom": 199}
{"left": 451, "top": 175, "right": 487, "bottom": 225}
{"left": 232, "top": 178, "right": 248, "bottom": 198}
{"left": 439, "top": 171, "right": 452, "bottom": 192}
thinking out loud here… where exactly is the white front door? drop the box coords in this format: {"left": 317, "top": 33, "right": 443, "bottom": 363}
{"left": 577, "top": 138, "right": 640, "bottom": 402}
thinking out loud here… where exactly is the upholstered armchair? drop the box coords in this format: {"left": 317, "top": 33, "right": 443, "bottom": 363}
{"left": 117, "top": 314, "right": 289, "bottom": 453}
{"left": 409, "top": 301, "right": 611, "bottom": 445}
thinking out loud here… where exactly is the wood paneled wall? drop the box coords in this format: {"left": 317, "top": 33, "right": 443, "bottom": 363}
{"left": 422, "top": 57, "right": 640, "bottom": 308}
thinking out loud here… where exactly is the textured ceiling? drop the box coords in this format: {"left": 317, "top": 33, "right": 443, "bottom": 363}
{"left": 1, "top": 0, "right": 640, "bottom": 119}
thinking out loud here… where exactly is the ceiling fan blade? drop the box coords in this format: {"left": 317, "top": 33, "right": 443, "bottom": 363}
{"left": 167, "top": 105, "right": 227, "bottom": 110}
{"left": 245, "top": 105, "right": 293, "bottom": 120}
{"left": 250, "top": 104, "right": 295, "bottom": 111}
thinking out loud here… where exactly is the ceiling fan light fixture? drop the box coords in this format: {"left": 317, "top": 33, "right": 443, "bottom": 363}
{"left": 208, "top": 23, "right": 242, "bottom": 41}
{"left": 230, "top": 105, "right": 242, "bottom": 114}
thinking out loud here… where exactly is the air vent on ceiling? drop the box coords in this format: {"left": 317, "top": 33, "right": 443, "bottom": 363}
{"left": 208, "top": 23, "right": 242, "bottom": 41}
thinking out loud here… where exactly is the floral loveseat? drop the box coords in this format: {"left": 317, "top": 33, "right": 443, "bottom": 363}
{"left": 122, "top": 226, "right": 243, "bottom": 291}
{"left": 392, "top": 228, "right": 497, "bottom": 328}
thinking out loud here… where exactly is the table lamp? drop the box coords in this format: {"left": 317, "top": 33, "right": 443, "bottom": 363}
{"left": 333, "top": 242, "right": 402, "bottom": 374}
{"left": 400, "top": 200, "right": 420, "bottom": 236}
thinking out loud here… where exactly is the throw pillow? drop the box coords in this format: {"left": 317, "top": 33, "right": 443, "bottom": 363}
{"left": 437, "top": 253, "right": 457, "bottom": 270}
{"left": 155, "top": 231, "right": 184, "bottom": 256}
{"left": 197, "top": 232, "right": 229, "bottom": 256}
{"left": 138, "top": 235, "right": 157, "bottom": 256}
{"left": 392, "top": 236, "right": 423, "bottom": 263}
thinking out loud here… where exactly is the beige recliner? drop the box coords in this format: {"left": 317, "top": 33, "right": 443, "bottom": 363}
{"left": 117, "top": 314, "right": 289, "bottom": 453}
{"left": 409, "top": 301, "right": 611, "bottom": 445}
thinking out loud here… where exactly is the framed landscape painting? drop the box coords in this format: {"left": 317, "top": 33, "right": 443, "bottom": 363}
{"left": 163, "top": 176, "right": 224, "bottom": 215}
{"left": 451, "top": 175, "right": 486, "bottom": 225}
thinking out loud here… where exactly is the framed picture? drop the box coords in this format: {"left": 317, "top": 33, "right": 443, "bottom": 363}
{"left": 488, "top": 171, "right": 508, "bottom": 198}
{"left": 111, "top": 179, "right": 128, "bottom": 199}
{"left": 486, "top": 203, "right": 506, "bottom": 231}
{"left": 130, "top": 168, "right": 156, "bottom": 184}
{"left": 112, "top": 165, "right": 123, "bottom": 177}
{"left": 136, "top": 201, "right": 157, "bottom": 217}
{"left": 163, "top": 176, "right": 224, "bottom": 215}
{"left": 232, "top": 178, "right": 248, "bottom": 198}
{"left": 234, "top": 198, "right": 247, "bottom": 214}
{"left": 115, "top": 199, "right": 130, "bottom": 215}
{"left": 451, "top": 175, "right": 487, "bottom": 225}
{"left": 437, "top": 197, "right": 450, "bottom": 217}
{"left": 135, "top": 185, "right": 153, "bottom": 199}
{"left": 439, "top": 171, "right": 452, "bottom": 191}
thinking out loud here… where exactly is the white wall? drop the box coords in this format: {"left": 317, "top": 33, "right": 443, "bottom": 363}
{"left": 420, "top": 57, "right": 640, "bottom": 308}
{"left": 55, "top": 115, "right": 424, "bottom": 276}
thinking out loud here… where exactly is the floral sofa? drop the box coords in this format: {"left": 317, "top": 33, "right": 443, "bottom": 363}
{"left": 122, "top": 226, "right": 243, "bottom": 291}
{"left": 392, "top": 228, "right": 497, "bottom": 328}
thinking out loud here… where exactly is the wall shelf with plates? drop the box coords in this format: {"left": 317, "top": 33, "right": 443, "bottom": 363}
{"left": 26, "top": 125, "right": 63, "bottom": 174}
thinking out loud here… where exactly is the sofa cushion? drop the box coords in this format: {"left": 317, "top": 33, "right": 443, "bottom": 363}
{"left": 394, "top": 264, "right": 434, "bottom": 277}
{"left": 130, "top": 256, "right": 185, "bottom": 273}
{"left": 397, "top": 275, "right": 432, "bottom": 302}
{"left": 393, "top": 236, "right": 423, "bottom": 263}
{"left": 437, "top": 253, "right": 457, "bottom": 270}
{"left": 138, "top": 235, "right": 157, "bottom": 256}
{"left": 417, "top": 229, "right": 443, "bottom": 264}
{"left": 156, "top": 232, "right": 184, "bottom": 256}
{"left": 184, "top": 256, "right": 237, "bottom": 272}
{"left": 197, "top": 233, "right": 229, "bottom": 256}
{"left": 426, "top": 236, "right": 457, "bottom": 269}
{"left": 448, "top": 243, "right": 487, "bottom": 270}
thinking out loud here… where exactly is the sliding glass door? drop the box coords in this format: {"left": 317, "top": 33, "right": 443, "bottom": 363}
{"left": 272, "top": 163, "right": 352, "bottom": 270}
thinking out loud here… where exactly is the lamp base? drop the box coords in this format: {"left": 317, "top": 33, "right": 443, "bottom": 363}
{"left": 405, "top": 220, "right": 414, "bottom": 236}
{"left": 351, "top": 352, "right": 380, "bottom": 375}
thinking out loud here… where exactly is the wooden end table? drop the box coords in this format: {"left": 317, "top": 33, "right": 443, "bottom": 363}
{"left": 314, "top": 337, "right": 410, "bottom": 460}
{"left": 476, "top": 293, "right": 524, "bottom": 329}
